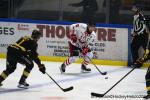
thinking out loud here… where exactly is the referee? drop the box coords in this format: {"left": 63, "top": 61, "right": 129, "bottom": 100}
{"left": 131, "top": 5, "right": 148, "bottom": 64}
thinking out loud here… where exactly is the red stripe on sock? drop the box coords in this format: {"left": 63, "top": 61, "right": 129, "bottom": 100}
{"left": 83, "top": 60, "right": 89, "bottom": 65}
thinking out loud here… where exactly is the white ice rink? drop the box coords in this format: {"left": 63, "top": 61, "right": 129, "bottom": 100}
{"left": 0, "top": 58, "right": 148, "bottom": 100}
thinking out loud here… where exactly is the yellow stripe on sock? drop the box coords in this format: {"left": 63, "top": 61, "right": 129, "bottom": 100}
{"left": 146, "top": 86, "right": 150, "bottom": 91}
{"left": 1, "top": 72, "right": 8, "bottom": 79}
{"left": 23, "top": 71, "right": 29, "bottom": 77}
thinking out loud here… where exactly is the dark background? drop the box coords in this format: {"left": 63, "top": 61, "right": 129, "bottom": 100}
{"left": 0, "top": 0, "right": 150, "bottom": 24}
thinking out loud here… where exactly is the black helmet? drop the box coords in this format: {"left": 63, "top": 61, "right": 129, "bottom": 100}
{"left": 31, "top": 30, "right": 42, "bottom": 39}
{"left": 87, "top": 21, "right": 96, "bottom": 27}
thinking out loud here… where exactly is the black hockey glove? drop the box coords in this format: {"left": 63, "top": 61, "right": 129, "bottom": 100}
{"left": 134, "top": 58, "right": 145, "bottom": 68}
{"left": 38, "top": 64, "right": 46, "bottom": 74}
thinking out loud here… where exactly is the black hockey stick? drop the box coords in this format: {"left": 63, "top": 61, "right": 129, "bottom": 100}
{"left": 45, "top": 72, "right": 73, "bottom": 92}
{"left": 91, "top": 67, "right": 136, "bottom": 97}
{"left": 87, "top": 56, "right": 107, "bottom": 75}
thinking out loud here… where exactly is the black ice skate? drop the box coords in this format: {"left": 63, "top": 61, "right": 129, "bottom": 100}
{"left": 17, "top": 81, "right": 29, "bottom": 89}
{"left": 143, "top": 93, "right": 150, "bottom": 99}
{"left": 60, "top": 63, "right": 66, "bottom": 73}
{"left": 81, "top": 64, "right": 91, "bottom": 73}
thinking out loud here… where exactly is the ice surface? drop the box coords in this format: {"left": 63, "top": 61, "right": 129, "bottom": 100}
{"left": 0, "top": 58, "right": 147, "bottom": 100}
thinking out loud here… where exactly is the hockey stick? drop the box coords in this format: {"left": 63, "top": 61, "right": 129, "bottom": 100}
{"left": 45, "top": 72, "right": 73, "bottom": 92}
{"left": 91, "top": 67, "right": 136, "bottom": 97}
{"left": 146, "top": 30, "right": 150, "bottom": 49}
{"left": 87, "top": 56, "right": 107, "bottom": 75}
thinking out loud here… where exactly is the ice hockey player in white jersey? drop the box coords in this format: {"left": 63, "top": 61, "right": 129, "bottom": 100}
{"left": 60, "top": 21, "right": 96, "bottom": 73}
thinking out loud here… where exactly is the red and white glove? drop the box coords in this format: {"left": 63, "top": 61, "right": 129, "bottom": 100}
{"left": 70, "top": 34, "right": 77, "bottom": 43}
{"left": 82, "top": 47, "right": 90, "bottom": 55}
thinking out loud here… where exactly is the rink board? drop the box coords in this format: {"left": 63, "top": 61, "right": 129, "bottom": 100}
{"left": 0, "top": 18, "right": 142, "bottom": 66}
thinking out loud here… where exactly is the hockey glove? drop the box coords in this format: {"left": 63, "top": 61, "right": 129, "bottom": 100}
{"left": 38, "top": 64, "right": 46, "bottom": 74}
{"left": 70, "top": 34, "right": 77, "bottom": 43}
{"left": 82, "top": 47, "right": 90, "bottom": 55}
{"left": 134, "top": 58, "right": 145, "bottom": 68}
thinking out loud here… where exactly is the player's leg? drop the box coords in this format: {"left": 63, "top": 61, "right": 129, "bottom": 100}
{"left": 60, "top": 56, "right": 79, "bottom": 73}
{"left": 60, "top": 42, "right": 79, "bottom": 73}
{"left": 81, "top": 51, "right": 93, "bottom": 72}
{"left": 0, "top": 64, "right": 16, "bottom": 86}
{"left": 0, "top": 47, "right": 17, "bottom": 86}
{"left": 144, "top": 67, "right": 150, "bottom": 99}
{"left": 17, "top": 56, "right": 34, "bottom": 88}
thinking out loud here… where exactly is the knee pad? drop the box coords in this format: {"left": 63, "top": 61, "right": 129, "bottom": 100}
{"left": 69, "top": 56, "right": 79, "bottom": 63}
{"left": 84, "top": 52, "right": 93, "bottom": 62}
{"left": 26, "top": 62, "right": 34, "bottom": 71}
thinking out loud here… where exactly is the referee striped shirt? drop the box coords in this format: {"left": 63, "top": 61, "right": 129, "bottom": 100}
{"left": 133, "top": 13, "right": 146, "bottom": 35}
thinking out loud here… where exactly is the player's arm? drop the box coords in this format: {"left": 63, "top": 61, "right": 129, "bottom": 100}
{"left": 69, "top": 24, "right": 80, "bottom": 43}
{"left": 29, "top": 44, "right": 46, "bottom": 74}
{"left": 87, "top": 31, "right": 96, "bottom": 45}
{"left": 81, "top": 31, "right": 95, "bottom": 55}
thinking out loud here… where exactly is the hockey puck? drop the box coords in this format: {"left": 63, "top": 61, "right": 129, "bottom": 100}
{"left": 105, "top": 77, "right": 108, "bottom": 79}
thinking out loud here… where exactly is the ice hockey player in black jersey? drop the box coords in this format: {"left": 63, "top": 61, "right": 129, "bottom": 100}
{"left": 134, "top": 37, "right": 150, "bottom": 99}
{"left": 0, "top": 30, "right": 46, "bottom": 89}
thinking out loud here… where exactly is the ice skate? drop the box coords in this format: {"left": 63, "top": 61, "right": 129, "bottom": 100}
{"left": 60, "top": 63, "right": 66, "bottom": 73}
{"left": 81, "top": 64, "right": 91, "bottom": 73}
{"left": 143, "top": 94, "right": 150, "bottom": 99}
{"left": 17, "top": 81, "right": 29, "bottom": 89}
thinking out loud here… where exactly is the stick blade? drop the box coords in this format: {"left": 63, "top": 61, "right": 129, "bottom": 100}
{"left": 102, "top": 72, "right": 107, "bottom": 75}
{"left": 63, "top": 86, "right": 73, "bottom": 92}
{"left": 91, "top": 92, "right": 105, "bottom": 98}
